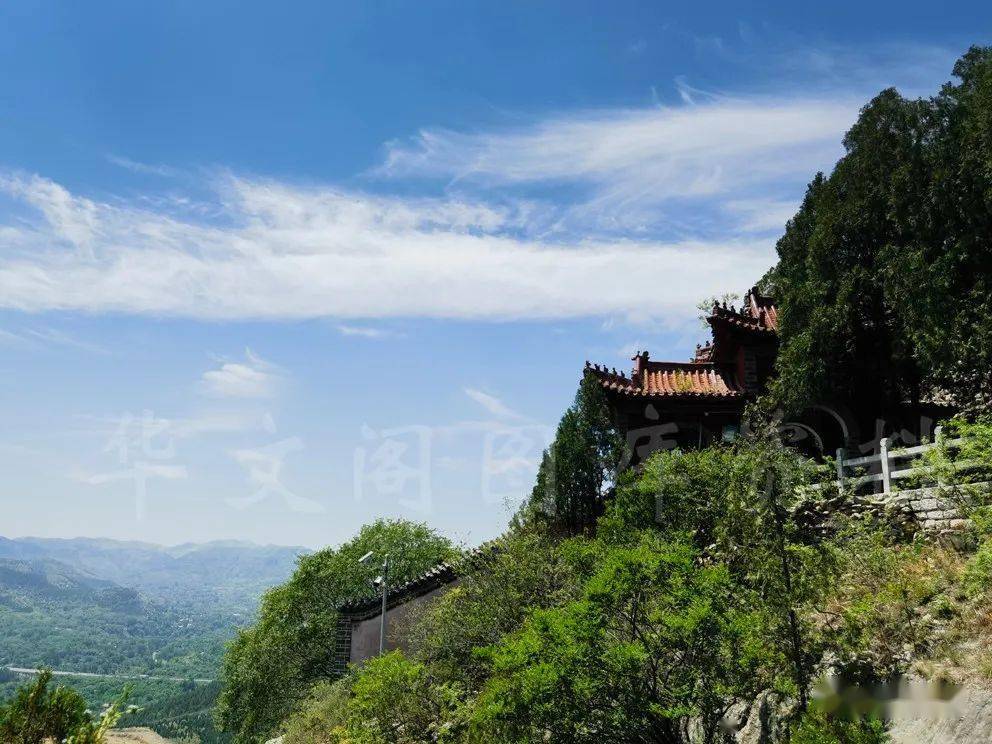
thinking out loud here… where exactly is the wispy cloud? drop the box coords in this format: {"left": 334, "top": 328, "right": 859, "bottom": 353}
{"left": 336, "top": 324, "right": 395, "bottom": 339}
{"left": 0, "top": 325, "right": 107, "bottom": 353}
{"left": 23, "top": 328, "right": 109, "bottom": 354}
{"left": 0, "top": 328, "right": 27, "bottom": 345}
{"left": 200, "top": 349, "right": 281, "bottom": 399}
{"left": 376, "top": 95, "right": 855, "bottom": 234}
{"left": 0, "top": 171, "right": 775, "bottom": 325}
{"left": 107, "top": 154, "right": 181, "bottom": 178}
{"left": 464, "top": 388, "right": 524, "bottom": 420}
{"left": 723, "top": 198, "right": 800, "bottom": 234}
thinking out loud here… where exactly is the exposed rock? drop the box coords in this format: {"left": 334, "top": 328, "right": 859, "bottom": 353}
{"left": 888, "top": 684, "right": 992, "bottom": 744}
{"left": 735, "top": 690, "right": 794, "bottom": 744}
{"left": 105, "top": 729, "right": 174, "bottom": 744}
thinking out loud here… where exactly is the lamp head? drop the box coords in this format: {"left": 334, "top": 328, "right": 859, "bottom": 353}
{"left": 358, "top": 551, "right": 375, "bottom": 565}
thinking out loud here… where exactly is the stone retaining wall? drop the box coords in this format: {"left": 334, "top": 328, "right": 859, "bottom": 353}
{"left": 859, "top": 482, "right": 989, "bottom": 537}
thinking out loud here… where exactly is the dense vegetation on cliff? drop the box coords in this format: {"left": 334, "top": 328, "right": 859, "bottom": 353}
{"left": 215, "top": 520, "right": 459, "bottom": 743}
{"left": 269, "top": 419, "right": 992, "bottom": 744}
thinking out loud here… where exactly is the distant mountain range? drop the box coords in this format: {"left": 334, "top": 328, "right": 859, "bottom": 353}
{"left": 0, "top": 537, "right": 310, "bottom": 612}
{"left": 0, "top": 557, "right": 142, "bottom": 614}
{"left": 0, "top": 535, "right": 310, "bottom": 683}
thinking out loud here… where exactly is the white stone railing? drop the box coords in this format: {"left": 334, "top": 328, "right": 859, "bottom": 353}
{"left": 810, "top": 426, "right": 983, "bottom": 495}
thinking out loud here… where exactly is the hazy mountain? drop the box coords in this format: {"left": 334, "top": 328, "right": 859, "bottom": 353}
{"left": 0, "top": 537, "right": 308, "bottom": 685}
{"left": 0, "top": 557, "right": 141, "bottom": 613}
{"left": 0, "top": 537, "right": 309, "bottom": 612}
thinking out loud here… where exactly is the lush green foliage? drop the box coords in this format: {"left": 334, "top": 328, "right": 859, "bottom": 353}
{"left": 818, "top": 528, "right": 963, "bottom": 679}
{"left": 216, "top": 519, "right": 458, "bottom": 743}
{"left": 472, "top": 533, "right": 780, "bottom": 742}
{"left": 0, "top": 671, "right": 96, "bottom": 744}
{"left": 273, "top": 422, "right": 992, "bottom": 742}
{"left": 913, "top": 417, "right": 992, "bottom": 494}
{"left": 124, "top": 681, "right": 231, "bottom": 744}
{"left": 770, "top": 47, "right": 992, "bottom": 415}
{"left": 281, "top": 680, "right": 351, "bottom": 744}
{"left": 276, "top": 433, "right": 860, "bottom": 743}
{"left": 0, "top": 674, "right": 228, "bottom": 744}
{"left": 0, "top": 535, "right": 306, "bottom": 740}
{"left": 400, "top": 529, "right": 575, "bottom": 691}
{"left": 788, "top": 707, "right": 888, "bottom": 744}
{"left": 0, "top": 554, "right": 245, "bottom": 742}
{"left": 523, "top": 373, "right": 623, "bottom": 535}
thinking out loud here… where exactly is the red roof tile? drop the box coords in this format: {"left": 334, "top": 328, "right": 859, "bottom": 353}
{"left": 708, "top": 289, "right": 778, "bottom": 335}
{"left": 747, "top": 288, "right": 779, "bottom": 331}
{"left": 586, "top": 360, "right": 743, "bottom": 399}
{"left": 693, "top": 343, "right": 714, "bottom": 363}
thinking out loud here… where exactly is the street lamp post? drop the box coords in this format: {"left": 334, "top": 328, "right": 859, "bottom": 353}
{"left": 358, "top": 551, "right": 390, "bottom": 656}
{"left": 378, "top": 554, "right": 389, "bottom": 656}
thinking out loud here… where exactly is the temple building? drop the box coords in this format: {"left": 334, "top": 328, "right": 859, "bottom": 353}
{"left": 585, "top": 287, "right": 788, "bottom": 460}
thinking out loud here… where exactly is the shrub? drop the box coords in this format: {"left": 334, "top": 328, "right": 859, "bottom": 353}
{"left": 963, "top": 538, "right": 992, "bottom": 598}
{"left": 401, "top": 528, "right": 576, "bottom": 691}
{"left": 216, "top": 519, "right": 458, "bottom": 743}
{"left": 471, "top": 533, "right": 786, "bottom": 743}
{"left": 818, "top": 527, "right": 963, "bottom": 679}
{"left": 789, "top": 706, "right": 889, "bottom": 744}
{"left": 282, "top": 680, "right": 350, "bottom": 744}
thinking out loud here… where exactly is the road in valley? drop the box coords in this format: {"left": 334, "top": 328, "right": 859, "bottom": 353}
{"left": 3, "top": 666, "right": 214, "bottom": 684}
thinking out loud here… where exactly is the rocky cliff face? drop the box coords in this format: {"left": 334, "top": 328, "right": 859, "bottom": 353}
{"left": 888, "top": 684, "right": 992, "bottom": 744}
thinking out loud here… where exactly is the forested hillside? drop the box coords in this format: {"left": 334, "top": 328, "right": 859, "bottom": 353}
{"left": 0, "top": 538, "right": 306, "bottom": 743}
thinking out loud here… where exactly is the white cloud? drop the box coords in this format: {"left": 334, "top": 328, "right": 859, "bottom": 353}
{"left": 723, "top": 198, "right": 800, "bottom": 233}
{"left": 336, "top": 324, "right": 394, "bottom": 339}
{"left": 464, "top": 388, "right": 524, "bottom": 420}
{"left": 0, "top": 328, "right": 27, "bottom": 345}
{"left": 107, "top": 154, "right": 181, "bottom": 178}
{"left": 23, "top": 328, "right": 109, "bottom": 354}
{"left": 0, "top": 171, "right": 776, "bottom": 325}
{"left": 376, "top": 95, "right": 855, "bottom": 233}
{"left": 0, "top": 325, "right": 107, "bottom": 353}
{"left": 200, "top": 349, "right": 280, "bottom": 399}
{"left": 0, "top": 172, "right": 99, "bottom": 250}
{"left": 168, "top": 410, "right": 277, "bottom": 438}
{"left": 0, "top": 41, "right": 964, "bottom": 330}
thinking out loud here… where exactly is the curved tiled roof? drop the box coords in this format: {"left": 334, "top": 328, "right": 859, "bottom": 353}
{"left": 586, "top": 361, "right": 744, "bottom": 399}
{"left": 584, "top": 287, "right": 775, "bottom": 403}
{"left": 693, "top": 343, "right": 714, "bottom": 363}
{"left": 748, "top": 289, "right": 779, "bottom": 331}
{"left": 337, "top": 540, "right": 502, "bottom": 618}
{"left": 708, "top": 288, "right": 779, "bottom": 334}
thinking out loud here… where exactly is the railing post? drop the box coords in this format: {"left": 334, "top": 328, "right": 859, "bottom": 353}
{"left": 836, "top": 447, "right": 846, "bottom": 492}
{"left": 880, "top": 437, "right": 891, "bottom": 495}
{"left": 934, "top": 425, "right": 946, "bottom": 487}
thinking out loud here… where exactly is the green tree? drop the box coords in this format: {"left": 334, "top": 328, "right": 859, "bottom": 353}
{"left": 789, "top": 706, "right": 889, "bottom": 744}
{"left": 401, "top": 528, "right": 576, "bottom": 691}
{"left": 66, "top": 693, "right": 131, "bottom": 744}
{"left": 523, "top": 374, "right": 623, "bottom": 535}
{"left": 472, "top": 533, "right": 781, "bottom": 743}
{"left": 0, "top": 671, "right": 89, "bottom": 744}
{"left": 603, "top": 427, "right": 836, "bottom": 710}
{"left": 770, "top": 46, "right": 992, "bottom": 416}
{"left": 216, "top": 519, "right": 458, "bottom": 744}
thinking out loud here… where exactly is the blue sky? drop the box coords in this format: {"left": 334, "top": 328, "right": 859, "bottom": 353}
{"left": 1, "top": 1, "right": 989, "bottom": 549}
